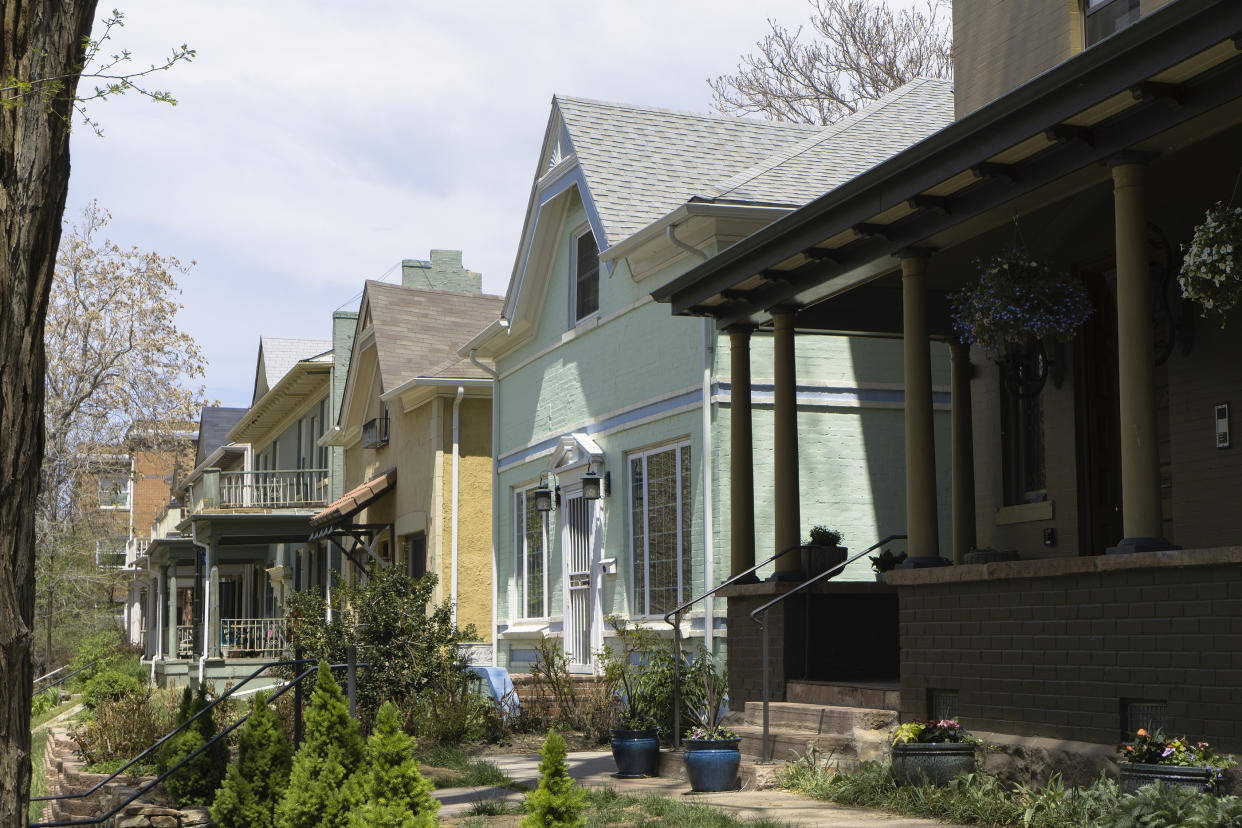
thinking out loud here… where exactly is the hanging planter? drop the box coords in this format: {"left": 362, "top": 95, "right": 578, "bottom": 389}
{"left": 950, "top": 247, "right": 1093, "bottom": 396}
{"left": 1178, "top": 202, "right": 1242, "bottom": 325}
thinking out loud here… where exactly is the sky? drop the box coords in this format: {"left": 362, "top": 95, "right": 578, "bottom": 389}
{"left": 64, "top": 1, "right": 818, "bottom": 407}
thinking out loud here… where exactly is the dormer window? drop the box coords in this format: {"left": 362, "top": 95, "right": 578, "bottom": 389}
{"left": 571, "top": 228, "right": 599, "bottom": 325}
{"left": 1083, "top": 0, "right": 1138, "bottom": 47}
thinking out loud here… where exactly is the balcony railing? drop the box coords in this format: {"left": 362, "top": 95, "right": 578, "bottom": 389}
{"left": 220, "top": 618, "right": 286, "bottom": 658}
{"left": 124, "top": 537, "right": 151, "bottom": 567}
{"left": 187, "top": 468, "right": 329, "bottom": 511}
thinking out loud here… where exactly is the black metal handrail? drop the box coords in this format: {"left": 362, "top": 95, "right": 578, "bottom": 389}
{"left": 663, "top": 543, "right": 804, "bottom": 748}
{"left": 749, "top": 533, "right": 908, "bottom": 763}
{"left": 33, "top": 662, "right": 97, "bottom": 697}
{"left": 29, "top": 653, "right": 366, "bottom": 827}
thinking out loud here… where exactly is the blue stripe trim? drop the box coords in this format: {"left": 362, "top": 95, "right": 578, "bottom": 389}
{"left": 716, "top": 381, "right": 950, "bottom": 407}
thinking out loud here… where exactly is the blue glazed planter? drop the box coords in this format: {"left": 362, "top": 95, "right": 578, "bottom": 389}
{"left": 611, "top": 728, "right": 660, "bottom": 778}
{"left": 683, "top": 738, "right": 741, "bottom": 792}
{"left": 891, "top": 742, "right": 975, "bottom": 786}
{"left": 1119, "top": 762, "right": 1222, "bottom": 796}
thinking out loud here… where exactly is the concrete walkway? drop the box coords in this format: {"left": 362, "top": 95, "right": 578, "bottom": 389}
{"left": 436, "top": 750, "right": 965, "bottom": 827}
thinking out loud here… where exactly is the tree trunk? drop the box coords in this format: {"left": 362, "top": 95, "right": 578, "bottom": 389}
{"left": 1, "top": 2, "right": 99, "bottom": 824}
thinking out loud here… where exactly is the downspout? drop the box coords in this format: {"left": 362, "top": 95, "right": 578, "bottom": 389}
{"left": 668, "top": 225, "right": 715, "bottom": 654}
{"left": 451, "top": 386, "right": 465, "bottom": 627}
{"left": 469, "top": 348, "right": 500, "bottom": 666}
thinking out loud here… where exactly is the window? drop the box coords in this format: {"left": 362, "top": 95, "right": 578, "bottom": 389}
{"left": 514, "top": 487, "right": 548, "bottom": 618}
{"left": 1000, "top": 372, "right": 1046, "bottom": 505}
{"left": 1083, "top": 0, "right": 1139, "bottom": 46}
{"left": 570, "top": 228, "right": 599, "bottom": 325}
{"left": 630, "top": 443, "right": 692, "bottom": 616}
{"left": 97, "top": 472, "right": 130, "bottom": 509}
{"left": 95, "top": 538, "right": 126, "bottom": 569}
{"left": 402, "top": 532, "right": 427, "bottom": 579}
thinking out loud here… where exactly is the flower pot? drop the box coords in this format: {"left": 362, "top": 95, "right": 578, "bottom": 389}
{"left": 801, "top": 544, "right": 848, "bottom": 579}
{"left": 1119, "top": 761, "right": 1222, "bottom": 796}
{"left": 874, "top": 572, "right": 886, "bottom": 583}
{"left": 610, "top": 728, "right": 660, "bottom": 778}
{"left": 683, "top": 738, "right": 741, "bottom": 792}
{"left": 890, "top": 742, "right": 975, "bottom": 786}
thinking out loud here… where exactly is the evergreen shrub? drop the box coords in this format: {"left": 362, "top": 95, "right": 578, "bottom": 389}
{"left": 163, "top": 686, "right": 228, "bottom": 806}
{"left": 345, "top": 700, "right": 439, "bottom": 828}
{"left": 522, "top": 729, "right": 586, "bottom": 828}
{"left": 211, "top": 691, "right": 293, "bottom": 828}
{"left": 80, "top": 669, "right": 144, "bottom": 710}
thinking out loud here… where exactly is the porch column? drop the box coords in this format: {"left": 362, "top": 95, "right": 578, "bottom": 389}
{"left": 728, "top": 326, "right": 758, "bottom": 581}
{"left": 771, "top": 309, "right": 802, "bottom": 579}
{"left": 166, "top": 569, "right": 178, "bottom": 658}
{"left": 901, "top": 254, "right": 942, "bottom": 562}
{"left": 950, "top": 342, "right": 976, "bottom": 565}
{"left": 208, "top": 559, "right": 221, "bottom": 659}
{"left": 1110, "top": 160, "right": 1166, "bottom": 549}
{"left": 155, "top": 566, "right": 166, "bottom": 659}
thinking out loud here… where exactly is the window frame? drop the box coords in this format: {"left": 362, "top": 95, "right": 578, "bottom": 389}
{"left": 628, "top": 440, "right": 693, "bottom": 618}
{"left": 97, "top": 471, "right": 131, "bottom": 510}
{"left": 514, "top": 485, "right": 550, "bottom": 620}
{"left": 1082, "top": 0, "right": 1139, "bottom": 47}
{"left": 999, "top": 369, "right": 1048, "bottom": 506}
{"left": 569, "top": 225, "right": 600, "bottom": 327}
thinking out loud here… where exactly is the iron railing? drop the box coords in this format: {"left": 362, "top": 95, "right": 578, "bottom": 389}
{"left": 220, "top": 618, "right": 286, "bottom": 658}
{"left": 175, "top": 625, "right": 195, "bottom": 658}
{"left": 33, "top": 662, "right": 96, "bottom": 697}
{"left": 219, "top": 469, "right": 328, "bottom": 508}
{"left": 750, "top": 533, "right": 907, "bottom": 762}
{"left": 663, "top": 543, "right": 805, "bottom": 749}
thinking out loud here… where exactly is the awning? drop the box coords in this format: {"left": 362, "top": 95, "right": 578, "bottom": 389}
{"left": 310, "top": 467, "right": 396, "bottom": 529}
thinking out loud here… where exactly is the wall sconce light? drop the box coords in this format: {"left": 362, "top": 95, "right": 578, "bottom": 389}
{"left": 581, "top": 462, "right": 610, "bottom": 501}
{"left": 533, "top": 474, "right": 555, "bottom": 513}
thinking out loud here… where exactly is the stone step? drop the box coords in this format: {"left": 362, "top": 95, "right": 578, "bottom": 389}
{"left": 741, "top": 701, "right": 898, "bottom": 734}
{"left": 732, "top": 724, "right": 857, "bottom": 766}
{"left": 786, "top": 679, "right": 901, "bottom": 710}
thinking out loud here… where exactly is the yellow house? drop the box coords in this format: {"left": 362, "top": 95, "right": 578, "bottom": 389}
{"left": 317, "top": 252, "right": 502, "bottom": 663}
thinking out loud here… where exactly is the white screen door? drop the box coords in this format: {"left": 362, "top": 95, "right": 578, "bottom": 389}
{"left": 562, "top": 491, "right": 596, "bottom": 672}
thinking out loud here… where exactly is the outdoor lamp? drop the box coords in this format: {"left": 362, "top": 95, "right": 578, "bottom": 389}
{"left": 581, "top": 462, "right": 610, "bottom": 501}
{"left": 532, "top": 474, "right": 554, "bottom": 512}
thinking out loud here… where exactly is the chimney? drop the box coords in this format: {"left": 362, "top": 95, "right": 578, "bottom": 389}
{"left": 400, "top": 249, "right": 482, "bottom": 294}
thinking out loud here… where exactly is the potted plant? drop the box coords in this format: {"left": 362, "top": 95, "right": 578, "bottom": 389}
{"left": 890, "top": 719, "right": 978, "bottom": 786}
{"left": 869, "top": 548, "right": 907, "bottom": 582}
{"left": 801, "top": 526, "right": 847, "bottom": 579}
{"left": 1179, "top": 202, "right": 1242, "bottom": 325}
{"left": 682, "top": 653, "right": 739, "bottom": 792}
{"left": 598, "top": 616, "right": 661, "bottom": 778}
{"left": 1118, "top": 728, "right": 1236, "bottom": 795}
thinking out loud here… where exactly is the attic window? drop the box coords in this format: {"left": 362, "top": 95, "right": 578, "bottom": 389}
{"left": 1083, "top": 0, "right": 1138, "bottom": 46}
{"left": 571, "top": 228, "right": 599, "bottom": 325}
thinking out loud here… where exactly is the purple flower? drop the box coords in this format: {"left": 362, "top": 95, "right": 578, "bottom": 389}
{"left": 1163, "top": 747, "right": 1175, "bottom": 757}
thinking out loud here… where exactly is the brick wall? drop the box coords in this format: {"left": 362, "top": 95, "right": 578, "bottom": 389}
{"left": 895, "top": 552, "right": 1242, "bottom": 750}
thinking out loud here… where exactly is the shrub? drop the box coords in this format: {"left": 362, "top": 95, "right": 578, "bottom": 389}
{"left": 405, "top": 657, "right": 495, "bottom": 746}
{"left": 70, "top": 690, "right": 174, "bottom": 769}
{"left": 210, "top": 692, "right": 293, "bottom": 828}
{"left": 345, "top": 701, "right": 439, "bottom": 828}
{"left": 163, "top": 686, "right": 229, "bottom": 806}
{"left": 275, "top": 662, "right": 365, "bottom": 828}
{"left": 528, "top": 637, "right": 616, "bottom": 743}
{"left": 31, "top": 687, "right": 58, "bottom": 718}
{"left": 80, "top": 669, "right": 144, "bottom": 710}
{"left": 522, "top": 729, "right": 586, "bottom": 828}
{"left": 66, "top": 630, "right": 146, "bottom": 689}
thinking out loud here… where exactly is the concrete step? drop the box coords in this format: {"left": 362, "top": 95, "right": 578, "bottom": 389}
{"left": 786, "top": 679, "right": 901, "bottom": 710}
{"left": 742, "top": 701, "right": 898, "bottom": 734}
{"left": 733, "top": 725, "right": 856, "bottom": 766}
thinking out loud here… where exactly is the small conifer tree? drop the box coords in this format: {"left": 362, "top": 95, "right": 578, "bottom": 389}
{"left": 522, "top": 729, "right": 586, "bottom": 828}
{"left": 211, "top": 691, "right": 294, "bottom": 828}
{"left": 164, "top": 686, "right": 229, "bottom": 806}
{"left": 157, "top": 686, "right": 196, "bottom": 774}
{"left": 344, "top": 701, "right": 439, "bottom": 828}
{"left": 275, "top": 662, "right": 365, "bottom": 828}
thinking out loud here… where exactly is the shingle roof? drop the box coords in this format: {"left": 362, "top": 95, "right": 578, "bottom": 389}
{"left": 194, "top": 406, "right": 246, "bottom": 468}
{"left": 555, "top": 97, "right": 820, "bottom": 244}
{"left": 256, "top": 337, "right": 331, "bottom": 401}
{"left": 363, "top": 282, "right": 504, "bottom": 392}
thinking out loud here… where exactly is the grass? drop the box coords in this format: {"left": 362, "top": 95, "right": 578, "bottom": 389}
{"left": 467, "top": 798, "right": 523, "bottom": 816}
{"left": 445, "top": 788, "right": 790, "bottom": 827}
{"left": 419, "top": 744, "right": 516, "bottom": 789}
{"left": 28, "top": 729, "right": 49, "bottom": 822}
{"left": 31, "top": 697, "right": 78, "bottom": 730}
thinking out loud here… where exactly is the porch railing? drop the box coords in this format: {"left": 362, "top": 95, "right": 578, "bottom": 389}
{"left": 750, "top": 533, "right": 907, "bottom": 762}
{"left": 220, "top": 618, "right": 286, "bottom": 658}
{"left": 176, "top": 625, "right": 195, "bottom": 658}
{"left": 186, "top": 467, "right": 329, "bottom": 511}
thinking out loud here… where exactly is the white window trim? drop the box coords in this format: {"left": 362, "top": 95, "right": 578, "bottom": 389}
{"left": 628, "top": 439, "right": 692, "bottom": 619}
{"left": 97, "top": 473, "right": 132, "bottom": 511}
{"left": 569, "top": 224, "right": 599, "bottom": 328}
{"left": 514, "top": 485, "right": 550, "bottom": 621}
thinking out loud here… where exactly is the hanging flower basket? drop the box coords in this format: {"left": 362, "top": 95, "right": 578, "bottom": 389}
{"left": 950, "top": 248, "right": 1094, "bottom": 361}
{"left": 1178, "top": 202, "right": 1242, "bottom": 325}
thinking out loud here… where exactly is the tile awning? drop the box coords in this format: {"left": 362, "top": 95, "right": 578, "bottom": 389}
{"left": 309, "top": 467, "right": 396, "bottom": 529}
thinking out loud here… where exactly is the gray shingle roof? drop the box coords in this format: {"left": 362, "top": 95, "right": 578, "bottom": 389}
{"left": 256, "top": 337, "right": 331, "bottom": 402}
{"left": 194, "top": 406, "right": 247, "bottom": 467}
{"left": 555, "top": 97, "right": 820, "bottom": 244}
{"left": 363, "top": 282, "right": 504, "bottom": 392}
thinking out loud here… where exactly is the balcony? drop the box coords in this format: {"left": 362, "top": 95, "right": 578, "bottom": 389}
{"left": 362, "top": 416, "right": 390, "bottom": 449}
{"left": 187, "top": 468, "right": 329, "bottom": 512}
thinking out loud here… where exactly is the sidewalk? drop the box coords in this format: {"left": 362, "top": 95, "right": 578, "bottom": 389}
{"left": 435, "top": 750, "right": 965, "bottom": 827}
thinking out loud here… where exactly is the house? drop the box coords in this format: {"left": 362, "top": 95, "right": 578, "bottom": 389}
{"left": 464, "top": 83, "right": 956, "bottom": 677}
{"left": 654, "top": 0, "right": 1242, "bottom": 779}
{"left": 317, "top": 251, "right": 502, "bottom": 663}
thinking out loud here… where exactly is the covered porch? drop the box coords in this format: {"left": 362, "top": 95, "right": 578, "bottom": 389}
{"left": 655, "top": 0, "right": 1242, "bottom": 762}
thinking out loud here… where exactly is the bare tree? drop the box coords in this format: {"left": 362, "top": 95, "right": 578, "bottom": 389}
{"left": 1, "top": 6, "right": 191, "bottom": 823}
{"left": 36, "top": 202, "right": 207, "bottom": 671}
{"left": 709, "top": 0, "right": 952, "bottom": 126}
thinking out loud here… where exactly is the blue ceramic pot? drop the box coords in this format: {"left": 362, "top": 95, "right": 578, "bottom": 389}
{"left": 891, "top": 741, "right": 975, "bottom": 786}
{"left": 683, "top": 738, "right": 741, "bottom": 792}
{"left": 611, "top": 728, "right": 660, "bottom": 778}
{"left": 1119, "top": 762, "right": 1221, "bottom": 796}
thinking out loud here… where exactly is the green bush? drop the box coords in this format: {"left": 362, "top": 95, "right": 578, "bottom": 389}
{"left": 80, "top": 669, "right": 144, "bottom": 710}
{"left": 275, "top": 662, "right": 365, "bottom": 828}
{"left": 163, "top": 687, "right": 228, "bottom": 806}
{"left": 69, "top": 689, "right": 174, "bottom": 769}
{"left": 522, "top": 729, "right": 586, "bottom": 828}
{"left": 211, "top": 692, "right": 293, "bottom": 828}
{"left": 344, "top": 701, "right": 439, "bottom": 828}
{"left": 31, "top": 687, "right": 58, "bottom": 718}
{"left": 67, "top": 630, "right": 145, "bottom": 688}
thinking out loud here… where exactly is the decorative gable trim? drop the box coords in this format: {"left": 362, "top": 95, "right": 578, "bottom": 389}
{"left": 548, "top": 433, "right": 604, "bottom": 474}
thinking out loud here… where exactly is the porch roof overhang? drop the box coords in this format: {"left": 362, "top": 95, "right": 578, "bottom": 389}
{"left": 180, "top": 513, "right": 315, "bottom": 546}
{"left": 309, "top": 467, "right": 396, "bottom": 531}
{"left": 227, "top": 361, "right": 331, "bottom": 444}
{"left": 651, "top": 0, "right": 1242, "bottom": 331}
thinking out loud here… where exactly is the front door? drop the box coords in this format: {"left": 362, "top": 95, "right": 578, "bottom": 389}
{"left": 1075, "top": 269, "right": 1123, "bottom": 554}
{"left": 561, "top": 490, "right": 599, "bottom": 672}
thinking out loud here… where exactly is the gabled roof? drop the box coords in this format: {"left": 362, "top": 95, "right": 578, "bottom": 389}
{"left": 362, "top": 281, "right": 504, "bottom": 391}
{"left": 254, "top": 337, "right": 331, "bottom": 403}
{"left": 194, "top": 407, "right": 247, "bottom": 468}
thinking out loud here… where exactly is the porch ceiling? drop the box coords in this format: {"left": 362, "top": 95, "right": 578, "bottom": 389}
{"left": 228, "top": 364, "right": 330, "bottom": 444}
{"left": 652, "top": 0, "right": 1242, "bottom": 331}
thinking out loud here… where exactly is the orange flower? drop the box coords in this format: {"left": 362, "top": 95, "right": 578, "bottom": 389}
{"left": 1126, "top": 745, "right": 1134, "bottom": 752}
{"left": 1136, "top": 729, "right": 1148, "bottom": 737}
